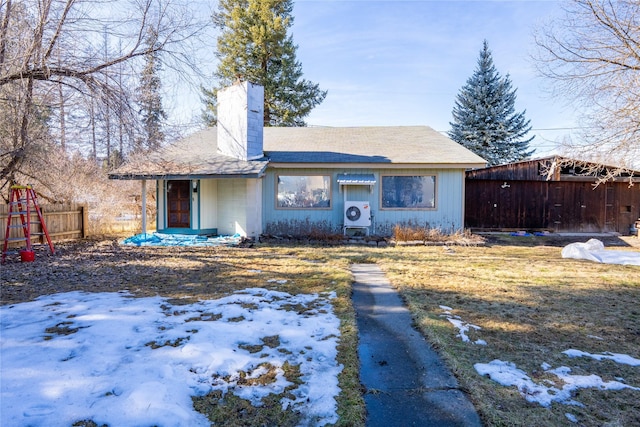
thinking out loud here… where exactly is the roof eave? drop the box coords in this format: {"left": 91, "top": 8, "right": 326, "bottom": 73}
{"left": 267, "top": 162, "right": 487, "bottom": 169}
{"left": 108, "top": 171, "right": 267, "bottom": 180}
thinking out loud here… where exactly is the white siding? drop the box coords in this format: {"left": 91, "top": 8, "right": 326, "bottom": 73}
{"left": 157, "top": 180, "right": 166, "bottom": 229}
{"left": 200, "top": 179, "right": 218, "bottom": 230}
{"left": 217, "top": 82, "right": 264, "bottom": 161}
{"left": 245, "top": 179, "right": 263, "bottom": 237}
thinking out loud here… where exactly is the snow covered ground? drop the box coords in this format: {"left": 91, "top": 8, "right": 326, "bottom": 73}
{"left": 561, "top": 238, "right": 640, "bottom": 265}
{"left": 441, "top": 305, "right": 640, "bottom": 422}
{"left": 474, "top": 359, "right": 640, "bottom": 409}
{"left": 0, "top": 288, "right": 342, "bottom": 427}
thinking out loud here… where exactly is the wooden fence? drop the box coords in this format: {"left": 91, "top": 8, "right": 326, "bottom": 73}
{"left": 1, "top": 203, "right": 88, "bottom": 249}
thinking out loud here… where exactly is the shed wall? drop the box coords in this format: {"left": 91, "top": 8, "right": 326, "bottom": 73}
{"left": 465, "top": 180, "right": 640, "bottom": 233}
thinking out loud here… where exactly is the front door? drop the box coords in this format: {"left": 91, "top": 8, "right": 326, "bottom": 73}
{"left": 167, "top": 180, "right": 190, "bottom": 228}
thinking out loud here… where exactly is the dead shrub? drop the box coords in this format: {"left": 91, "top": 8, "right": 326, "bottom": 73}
{"left": 392, "top": 222, "right": 484, "bottom": 244}
{"left": 265, "top": 218, "right": 341, "bottom": 239}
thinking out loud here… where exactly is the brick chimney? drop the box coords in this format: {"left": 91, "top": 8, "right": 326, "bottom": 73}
{"left": 216, "top": 81, "right": 264, "bottom": 161}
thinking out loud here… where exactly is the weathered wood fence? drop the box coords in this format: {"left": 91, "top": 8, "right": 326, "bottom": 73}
{"left": 0, "top": 203, "right": 88, "bottom": 248}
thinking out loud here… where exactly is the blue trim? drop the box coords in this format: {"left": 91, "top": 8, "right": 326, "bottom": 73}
{"left": 157, "top": 179, "right": 169, "bottom": 230}
{"left": 196, "top": 180, "right": 201, "bottom": 232}
{"left": 156, "top": 181, "right": 160, "bottom": 230}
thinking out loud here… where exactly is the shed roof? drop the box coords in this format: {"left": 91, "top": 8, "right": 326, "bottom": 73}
{"left": 110, "top": 126, "right": 486, "bottom": 180}
{"left": 465, "top": 156, "right": 640, "bottom": 182}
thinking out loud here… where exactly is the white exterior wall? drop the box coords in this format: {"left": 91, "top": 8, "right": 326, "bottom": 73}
{"left": 216, "top": 178, "right": 262, "bottom": 237}
{"left": 245, "top": 178, "right": 263, "bottom": 237}
{"left": 216, "top": 179, "right": 245, "bottom": 235}
{"left": 217, "top": 82, "right": 264, "bottom": 161}
{"left": 199, "top": 179, "right": 218, "bottom": 230}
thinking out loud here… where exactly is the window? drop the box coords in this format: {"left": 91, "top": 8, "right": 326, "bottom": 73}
{"left": 277, "top": 175, "right": 331, "bottom": 208}
{"left": 381, "top": 175, "right": 436, "bottom": 209}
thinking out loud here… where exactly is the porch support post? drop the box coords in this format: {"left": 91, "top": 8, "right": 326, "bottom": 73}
{"left": 141, "top": 179, "right": 147, "bottom": 235}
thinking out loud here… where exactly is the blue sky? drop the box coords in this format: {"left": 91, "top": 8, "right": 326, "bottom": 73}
{"left": 288, "top": 0, "right": 577, "bottom": 156}
{"left": 175, "top": 0, "right": 577, "bottom": 157}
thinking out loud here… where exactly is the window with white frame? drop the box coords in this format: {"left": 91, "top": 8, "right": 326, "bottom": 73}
{"left": 381, "top": 175, "right": 436, "bottom": 209}
{"left": 276, "top": 175, "right": 331, "bottom": 208}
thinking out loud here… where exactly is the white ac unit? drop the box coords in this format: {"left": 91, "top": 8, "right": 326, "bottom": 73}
{"left": 344, "top": 201, "right": 371, "bottom": 227}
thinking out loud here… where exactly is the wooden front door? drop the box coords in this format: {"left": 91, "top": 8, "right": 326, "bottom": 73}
{"left": 167, "top": 180, "right": 190, "bottom": 228}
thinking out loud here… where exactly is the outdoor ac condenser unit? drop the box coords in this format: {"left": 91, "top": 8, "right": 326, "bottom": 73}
{"left": 344, "top": 201, "right": 371, "bottom": 227}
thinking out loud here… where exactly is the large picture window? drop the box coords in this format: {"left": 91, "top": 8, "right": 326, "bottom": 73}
{"left": 277, "top": 175, "right": 331, "bottom": 208}
{"left": 381, "top": 175, "right": 436, "bottom": 209}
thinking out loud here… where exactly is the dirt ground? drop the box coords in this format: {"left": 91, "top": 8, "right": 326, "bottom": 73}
{"left": 1, "top": 238, "right": 267, "bottom": 305}
{"left": 3, "top": 233, "right": 638, "bottom": 307}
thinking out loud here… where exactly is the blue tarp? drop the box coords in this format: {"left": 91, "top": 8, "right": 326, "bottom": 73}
{"left": 122, "top": 232, "right": 243, "bottom": 247}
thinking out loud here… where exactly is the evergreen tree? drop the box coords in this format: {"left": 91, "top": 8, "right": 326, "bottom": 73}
{"left": 137, "top": 27, "right": 166, "bottom": 152}
{"left": 449, "top": 40, "right": 534, "bottom": 166}
{"left": 202, "top": 0, "right": 326, "bottom": 127}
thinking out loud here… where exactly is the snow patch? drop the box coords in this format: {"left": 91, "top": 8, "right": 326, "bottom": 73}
{"left": 440, "top": 306, "right": 485, "bottom": 345}
{"left": 563, "top": 349, "right": 640, "bottom": 366}
{"left": 474, "top": 359, "right": 640, "bottom": 408}
{"left": 565, "top": 413, "right": 578, "bottom": 423}
{"left": 0, "top": 289, "right": 342, "bottom": 427}
{"left": 561, "top": 239, "right": 640, "bottom": 266}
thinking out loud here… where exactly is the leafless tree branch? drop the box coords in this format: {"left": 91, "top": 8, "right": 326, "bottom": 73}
{"left": 533, "top": 0, "right": 640, "bottom": 175}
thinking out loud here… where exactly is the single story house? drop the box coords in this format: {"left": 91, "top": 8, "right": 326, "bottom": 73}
{"left": 110, "top": 82, "right": 486, "bottom": 238}
{"left": 465, "top": 156, "right": 640, "bottom": 234}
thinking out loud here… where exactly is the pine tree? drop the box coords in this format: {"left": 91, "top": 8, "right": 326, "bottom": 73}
{"left": 137, "top": 27, "right": 166, "bottom": 152}
{"left": 449, "top": 40, "right": 534, "bottom": 166}
{"left": 202, "top": 0, "right": 326, "bottom": 127}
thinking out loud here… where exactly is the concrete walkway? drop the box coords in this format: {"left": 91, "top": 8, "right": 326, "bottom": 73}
{"left": 351, "top": 264, "right": 482, "bottom": 427}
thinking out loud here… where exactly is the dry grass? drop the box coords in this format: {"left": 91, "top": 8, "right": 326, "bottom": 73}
{"left": 374, "top": 235, "right": 640, "bottom": 426}
{"left": 392, "top": 223, "right": 485, "bottom": 245}
{"left": 3, "top": 234, "right": 640, "bottom": 426}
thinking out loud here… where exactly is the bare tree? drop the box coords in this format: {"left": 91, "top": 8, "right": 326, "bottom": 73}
{"left": 534, "top": 0, "right": 640, "bottom": 179}
{"left": 0, "top": 0, "right": 207, "bottom": 197}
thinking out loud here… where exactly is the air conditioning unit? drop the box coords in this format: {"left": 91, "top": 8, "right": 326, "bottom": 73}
{"left": 344, "top": 201, "right": 371, "bottom": 227}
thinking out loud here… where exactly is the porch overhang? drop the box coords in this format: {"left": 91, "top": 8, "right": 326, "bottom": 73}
{"left": 108, "top": 158, "right": 269, "bottom": 180}
{"left": 109, "top": 171, "right": 267, "bottom": 180}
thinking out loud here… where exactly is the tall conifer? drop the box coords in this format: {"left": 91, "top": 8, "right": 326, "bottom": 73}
{"left": 449, "top": 40, "right": 534, "bottom": 166}
{"left": 137, "top": 27, "right": 166, "bottom": 152}
{"left": 202, "top": 0, "right": 326, "bottom": 127}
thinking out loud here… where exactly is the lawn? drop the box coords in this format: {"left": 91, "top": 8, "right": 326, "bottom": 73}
{"left": 374, "top": 235, "right": 640, "bottom": 426}
{"left": 2, "top": 234, "right": 640, "bottom": 426}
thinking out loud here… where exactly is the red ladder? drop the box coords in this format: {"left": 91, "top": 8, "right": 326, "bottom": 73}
{"left": 2, "top": 184, "right": 54, "bottom": 263}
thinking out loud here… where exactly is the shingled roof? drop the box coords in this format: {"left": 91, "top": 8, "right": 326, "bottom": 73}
{"left": 109, "top": 126, "right": 486, "bottom": 179}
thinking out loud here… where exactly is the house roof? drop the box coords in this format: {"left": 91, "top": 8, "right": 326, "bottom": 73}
{"left": 263, "top": 126, "right": 486, "bottom": 166}
{"left": 109, "top": 126, "right": 486, "bottom": 180}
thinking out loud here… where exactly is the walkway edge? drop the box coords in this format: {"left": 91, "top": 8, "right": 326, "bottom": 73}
{"left": 352, "top": 263, "right": 482, "bottom": 427}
